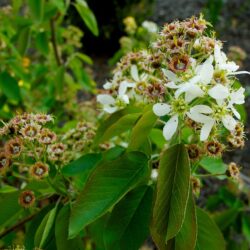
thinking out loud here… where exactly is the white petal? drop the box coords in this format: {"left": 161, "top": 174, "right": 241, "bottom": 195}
{"left": 208, "top": 84, "right": 229, "bottom": 100}
{"left": 163, "top": 114, "right": 178, "bottom": 140}
{"left": 97, "top": 94, "right": 115, "bottom": 105}
{"left": 103, "top": 82, "right": 113, "bottom": 89}
{"left": 185, "top": 86, "right": 204, "bottom": 103}
{"left": 118, "top": 81, "right": 135, "bottom": 96}
{"left": 230, "top": 106, "right": 241, "bottom": 120}
{"left": 230, "top": 87, "right": 245, "bottom": 104}
{"left": 187, "top": 112, "right": 212, "bottom": 123}
{"left": 190, "top": 105, "right": 213, "bottom": 114}
{"left": 165, "top": 81, "right": 179, "bottom": 89}
{"left": 162, "top": 69, "right": 179, "bottom": 82}
{"left": 214, "top": 43, "right": 224, "bottom": 65}
{"left": 131, "top": 65, "right": 140, "bottom": 82}
{"left": 153, "top": 103, "right": 171, "bottom": 116}
{"left": 199, "top": 63, "right": 214, "bottom": 84}
{"left": 104, "top": 106, "right": 117, "bottom": 113}
{"left": 220, "top": 62, "right": 239, "bottom": 72}
{"left": 120, "top": 94, "right": 129, "bottom": 104}
{"left": 174, "top": 82, "right": 192, "bottom": 98}
{"left": 222, "top": 115, "right": 237, "bottom": 131}
{"left": 200, "top": 119, "right": 215, "bottom": 141}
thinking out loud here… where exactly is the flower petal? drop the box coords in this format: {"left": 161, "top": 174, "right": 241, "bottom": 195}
{"left": 163, "top": 114, "right": 178, "bottom": 140}
{"left": 118, "top": 81, "right": 136, "bottom": 96}
{"left": 97, "top": 94, "right": 115, "bottom": 105}
{"left": 131, "top": 65, "right": 140, "bottom": 82}
{"left": 230, "top": 87, "right": 245, "bottom": 105}
{"left": 165, "top": 81, "right": 179, "bottom": 89}
{"left": 222, "top": 115, "right": 237, "bottom": 131}
{"left": 230, "top": 71, "right": 250, "bottom": 75}
{"left": 190, "top": 105, "right": 213, "bottom": 114}
{"left": 185, "top": 86, "right": 204, "bottom": 103}
{"left": 187, "top": 112, "right": 211, "bottom": 123}
{"left": 200, "top": 119, "right": 215, "bottom": 141}
{"left": 199, "top": 63, "right": 214, "bottom": 84}
{"left": 162, "top": 69, "right": 179, "bottom": 82}
{"left": 153, "top": 103, "right": 171, "bottom": 116}
{"left": 104, "top": 106, "right": 117, "bottom": 113}
{"left": 208, "top": 84, "right": 229, "bottom": 100}
{"left": 103, "top": 81, "right": 113, "bottom": 89}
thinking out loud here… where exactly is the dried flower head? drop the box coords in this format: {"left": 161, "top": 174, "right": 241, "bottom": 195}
{"left": 47, "top": 143, "right": 67, "bottom": 161}
{"left": 204, "top": 141, "right": 224, "bottom": 157}
{"left": 30, "top": 162, "right": 49, "bottom": 180}
{"left": 191, "top": 176, "right": 201, "bottom": 195}
{"left": 0, "top": 152, "right": 11, "bottom": 171}
{"left": 187, "top": 144, "right": 201, "bottom": 161}
{"left": 5, "top": 138, "right": 23, "bottom": 157}
{"left": 168, "top": 54, "right": 190, "bottom": 73}
{"left": 226, "top": 162, "right": 240, "bottom": 180}
{"left": 34, "top": 114, "right": 53, "bottom": 124}
{"left": 18, "top": 190, "right": 36, "bottom": 208}
{"left": 39, "top": 129, "right": 57, "bottom": 145}
{"left": 20, "top": 123, "right": 41, "bottom": 140}
{"left": 0, "top": 125, "right": 9, "bottom": 136}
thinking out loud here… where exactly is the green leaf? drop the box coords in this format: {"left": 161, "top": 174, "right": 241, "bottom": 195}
{"left": 0, "top": 192, "right": 21, "bottom": 227}
{"left": 16, "top": 26, "right": 31, "bottom": 55}
{"left": 94, "top": 107, "right": 142, "bottom": 145}
{"left": 104, "top": 185, "right": 153, "bottom": 250}
{"left": 95, "top": 113, "right": 142, "bottom": 144}
{"left": 25, "top": 205, "right": 53, "bottom": 249}
{"left": 195, "top": 208, "right": 226, "bottom": 250}
{"left": 62, "top": 153, "right": 102, "bottom": 176}
{"left": 0, "top": 185, "right": 18, "bottom": 193}
{"left": 76, "top": 52, "right": 93, "bottom": 65}
{"left": 34, "top": 205, "right": 58, "bottom": 248}
{"left": 0, "top": 72, "right": 21, "bottom": 102}
{"left": 69, "top": 151, "right": 149, "bottom": 238}
{"left": 74, "top": 0, "right": 99, "bottom": 36}
{"left": 242, "top": 214, "right": 250, "bottom": 242}
{"left": 213, "top": 208, "right": 239, "bottom": 231}
{"left": 55, "top": 206, "right": 83, "bottom": 250}
{"left": 151, "top": 144, "right": 190, "bottom": 249}
{"left": 128, "top": 109, "right": 157, "bottom": 151}
{"left": 88, "top": 213, "right": 110, "bottom": 250}
{"left": 28, "top": 0, "right": 45, "bottom": 22}
{"left": 175, "top": 186, "right": 197, "bottom": 250}
{"left": 36, "top": 31, "right": 49, "bottom": 55}
{"left": 199, "top": 157, "right": 227, "bottom": 179}
{"left": 149, "top": 128, "right": 166, "bottom": 148}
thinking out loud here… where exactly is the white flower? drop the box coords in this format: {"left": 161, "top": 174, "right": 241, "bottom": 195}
{"left": 214, "top": 43, "right": 250, "bottom": 75}
{"left": 130, "top": 65, "right": 148, "bottom": 83}
{"left": 187, "top": 104, "right": 237, "bottom": 141}
{"left": 153, "top": 100, "right": 185, "bottom": 140}
{"left": 142, "top": 21, "right": 158, "bottom": 33}
{"left": 97, "top": 81, "right": 136, "bottom": 113}
{"left": 165, "top": 56, "right": 214, "bottom": 102}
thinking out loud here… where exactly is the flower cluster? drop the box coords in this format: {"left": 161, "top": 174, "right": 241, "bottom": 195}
{"left": 0, "top": 114, "right": 96, "bottom": 174}
{"left": 97, "top": 15, "right": 248, "bottom": 147}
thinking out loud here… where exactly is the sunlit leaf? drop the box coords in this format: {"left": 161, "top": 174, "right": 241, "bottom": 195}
{"left": 74, "top": 0, "right": 99, "bottom": 36}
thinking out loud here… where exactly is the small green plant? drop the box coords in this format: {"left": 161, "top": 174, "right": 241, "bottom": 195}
{"left": 0, "top": 0, "right": 98, "bottom": 119}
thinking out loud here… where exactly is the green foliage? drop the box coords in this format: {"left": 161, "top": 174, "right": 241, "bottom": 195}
{"left": 69, "top": 151, "right": 149, "bottom": 238}
{"left": 104, "top": 185, "right": 153, "bottom": 250}
{"left": 151, "top": 144, "right": 190, "bottom": 249}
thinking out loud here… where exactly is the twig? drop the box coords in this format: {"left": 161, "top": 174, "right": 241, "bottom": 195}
{"left": 0, "top": 213, "right": 36, "bottom": 239}
{"left": 50, "top": 16, "right": 62, "bottom": 66}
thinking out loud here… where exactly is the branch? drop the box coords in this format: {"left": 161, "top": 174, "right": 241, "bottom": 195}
{"left": 0, "top": 213, "right": 36, "bottom": 239}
